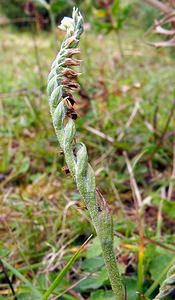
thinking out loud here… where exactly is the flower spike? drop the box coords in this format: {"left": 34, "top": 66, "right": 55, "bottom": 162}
{"left": 47, "top": 8, "right": 124, "bottom": 300}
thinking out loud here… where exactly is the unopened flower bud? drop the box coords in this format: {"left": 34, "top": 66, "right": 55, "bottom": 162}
{"left": 63, "top": 92, "right": 76, "bottom": 106}
{"left": 62, "top": 166, "right": 70, "bottom": 174}
{"left": 67, "top": 48, "right": 80, "bottom": 57}
{"left": 64, "top": 58, "right": 82, "bottom": 67}
{"left": 62, "top": 78, "right": 80, "bottom": 90}
{"left": 62, "top": 68, "right": 80, "bottom": 79}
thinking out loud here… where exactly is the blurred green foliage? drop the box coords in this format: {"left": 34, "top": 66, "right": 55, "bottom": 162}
{"left": 1, "top": 0, "right": 160, "bottom": 32}
{"left": 0, "top": 0, "right": 83, "bottom": 28}
{"left": 0, "top": 0, "right": 25, "bottom": 22}
{"left": 137, "top": 1, "right": 160, "bottom": 29}
{"left": 89, "top": 0, "right": 133, "bottom": 33}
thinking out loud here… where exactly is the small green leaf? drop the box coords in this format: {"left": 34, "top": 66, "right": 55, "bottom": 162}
{"left": 18, "top": 157, "right": 30, "bottom": 174}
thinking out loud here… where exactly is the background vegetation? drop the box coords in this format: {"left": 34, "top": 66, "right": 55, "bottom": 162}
{"left": 0, "top": 1, "right": 175, "bottom": 299}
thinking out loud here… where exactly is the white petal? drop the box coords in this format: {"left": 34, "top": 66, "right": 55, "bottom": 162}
{"left": 58, "top": 17, "right": 74, "bottom": 33}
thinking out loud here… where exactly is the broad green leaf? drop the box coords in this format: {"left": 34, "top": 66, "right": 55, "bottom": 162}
{"left": 81, "top": 257, "right": 104, "bottom": 272}
{"left": 86, "top": 237, "right": 102, "bottom": 258}
{"left": 150, "top": 254, "right": 174, "bottom": 281}
{"left": 79, "top": 268, "right": 109, "bottom": 291}
{"left": 90, "top": 290, "right": 114, "bottom": 300}
{"left": 86, "top": 236, "right": 120, "bottom": 259}
{"left": 123, "top": 276, "right": 138, "bottom": 300}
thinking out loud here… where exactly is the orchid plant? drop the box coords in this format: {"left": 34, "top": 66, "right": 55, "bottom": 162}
{"left": 47, "top": 7, "right": 124, "bottom": 300}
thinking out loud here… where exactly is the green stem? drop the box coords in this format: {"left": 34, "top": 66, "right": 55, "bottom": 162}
{"left": 116, "top": 30, "right": 124, "bottom": 59}
{"left": 137, "top": 245, "right": 144, "bottom": 298}
{"left": 100, "top": 232, "right": 124, "bottom": 299}
{"left": 48, "top": 8, "right": 57, "bottom": 49}
{"left": 156, "top": 198, "right": 163, "bottom": 238}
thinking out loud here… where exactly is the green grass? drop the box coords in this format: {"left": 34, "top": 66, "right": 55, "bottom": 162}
{"left": 0, "top": 23, "right": 175, "bottom": 299}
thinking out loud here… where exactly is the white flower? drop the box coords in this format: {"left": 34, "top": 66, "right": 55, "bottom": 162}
{"left": 58, "top": 17, "right": 74, "bottom": 35}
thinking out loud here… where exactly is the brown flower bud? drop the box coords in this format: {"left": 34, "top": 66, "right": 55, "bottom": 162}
{"left": 70, "top": 112, "right": 78, "bottom": 120}
{"left": 66, "top": 107, "right": 78, "bottom": 120}
{"left": 63, "top": 92, "right": 76, "bottom": 106}
{"left": 67, "top": 96, "right": 76, "bottom": 106}
{"left": 67, "top": 48, "right": 80, "bottom": 57}
{"left": 64, "top": 58, "right": 82, "bottom": 67}
{"left": 62, "top": 68, "right": 80, "bottom": 79}
{"left": 59, "top": 149, "right": 64, "bottom": 156}
{"left": 62, "top": 78, "right": 80, "bottom": 90}
{"left": 62, "top": 166, "right": 70, "bottom": 174}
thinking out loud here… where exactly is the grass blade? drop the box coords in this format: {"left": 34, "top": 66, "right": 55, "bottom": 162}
{"left": 1, "top": 259, "right": 42, "bottom": 298}
{"left": 41, "top": 235, "right": 92, "bottom": 300}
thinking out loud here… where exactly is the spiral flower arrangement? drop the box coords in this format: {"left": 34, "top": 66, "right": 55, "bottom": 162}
{"left": 47, "top": 7, "right": 124, "bottom": 300}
